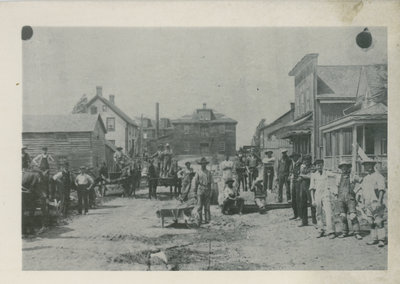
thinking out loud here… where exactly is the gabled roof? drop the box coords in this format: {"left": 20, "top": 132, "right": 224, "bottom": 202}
{"left": 289, "top": 53, "right": 318, "bottom": 76}
{"left": 317, "top": 65, "right": 362, "bottom": 98}
{"left": 172, "top": 110, "right": 237, "bottom": 124}
{"left": 23, "top": 114, "right": 106, "bottom": 133}
{"left": 86, "top": 95, "right": 138, "bottom": 127}
{"left": 317, "top": 64, "right": 387, "bottom": 99}
{"left": 260, "top": 108, "right": 294, "bottom": 133}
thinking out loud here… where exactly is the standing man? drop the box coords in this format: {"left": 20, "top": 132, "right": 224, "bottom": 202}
{"left": 251, "top": 174, "right": 267, "bottom": 214}
{"left": 358, "top": 160, "right": 386, "bottom": 247}
{"left": 162, "top": 143, "right": 173, "bottom": 177}
{"left": 52, "top": 162, "right": 74, "bottom": 217}
{"left": 97, "top": 161, "right": 108, "bottom": 197}
{"left": 246, "top": 151, "right": 259, "bottom": 189}
{"left": 310, "top": 159, "right": 336, "bottom": 239}
{"left": 262, "top": 151, "right": 275, "bottom": 192}
{"left": 178, "top": 162, "right": 194, "bottom": 201}
{"left": 22, "top": 146, "right": 31, "bottom": 171}
{"left": 218, "top": 155, "right": 234, "bottom": 206}
{"left": 114, "top": 147, "right": 127, "bottom": 173}
{"left": 148, "top": 159, "right": 158, "bottom": 199}
{"left": 277, "top": 149, "right": 291, "bottom": 203}
{"left": 152, "top": 144, "right": 164, "bottom": 177}
{"left": 192, "top": 157, "right": 213, "bottom": 226}
{"left": 236, "top": 154, "right": 248, "bottom": 192}
{"left": 334, "top": 161, "right": 363, "bottom": 240}
{"left": 289, "top": 153, "right": 302, "bottom": 220}
{"left": 298, "top": 155, "right": 316, "bottom": 227}
{"left": 32, "top": 146, "right": 55, "bottom": 196}
{"left": 32, "top": 146, "right": 55, "bottom": 172}
{"left": 74, "top": 166, "right": 94, "bottom": 215}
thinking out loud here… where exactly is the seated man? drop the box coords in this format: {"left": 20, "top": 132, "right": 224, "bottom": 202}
{"left": 222, "top": 178, "right": 244, "bottom": 215}
{"left": 251, "top": 167, "right": 267, "bottom": 214}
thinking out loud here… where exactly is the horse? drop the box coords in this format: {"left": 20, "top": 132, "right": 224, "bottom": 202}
{"left": 22, "top": 170, "right": 49, "bottom": 235}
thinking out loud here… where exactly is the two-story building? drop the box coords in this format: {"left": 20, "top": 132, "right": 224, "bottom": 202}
{"left": 79, "top": 86, "right": 139, "bottom": 157}
{"left": 171, "top": 104, "right": 237, "bottom": 156}
{"left": 271, "top": 54, "right": 386, "bottom": 163}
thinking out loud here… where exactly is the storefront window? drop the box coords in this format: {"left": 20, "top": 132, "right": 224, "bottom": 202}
{"left": 342, "top": 128, "right": 353, "bottom": 155}
{"left": 365, "top": 125, "right": 375, "bottom": 154}
{"left": 325, "top": 133, "right": 332, "bottom": 156}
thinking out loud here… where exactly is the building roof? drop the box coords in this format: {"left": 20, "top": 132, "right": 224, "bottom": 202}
{"left": 320, "top": 103, "right": 387, "bottom": 133}
{"left": 105, "top": 140, "right": 117, "bottom": 151}
{"left": 317, "top": 64, "right": 387, "bottom": 99}
{"left": 260, "top": 108, "right": 294, "bottom": 132}
{"left": 317, "top": 65, "right": 362, "bottom": 98}
{"left": 288, "top": 53, "right": 319, "bottom": 76}
{"left": 270, "top": 112, "right": 313, "bottom": 139}
{"left": 172, "top": 111, "right": 237, "bottom": 124}
{"left": 23, "top": 114, "right": 106, "bottom": 133}
{"left": 86, "top": 95, "right": 138, "bottom": 127}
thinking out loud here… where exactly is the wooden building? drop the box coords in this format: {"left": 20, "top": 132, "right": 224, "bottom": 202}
{"left": 78, "top": 86, "right": 139, "bottom": 157}
{"left": 271, "top": 53, "right": 387, "bottom": 161}
{"left": 171, "top": 104, "right": 237, "bottom": 156}
{"left": 22, "top": 114, "right": 115, "bottom": 173}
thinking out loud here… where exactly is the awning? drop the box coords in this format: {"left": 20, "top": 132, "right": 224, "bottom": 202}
{"left": 270, "top": 112, "right": 313, "bottom": 139}
{"left": 320, "top": 103, "right": 387, "bottom": 133}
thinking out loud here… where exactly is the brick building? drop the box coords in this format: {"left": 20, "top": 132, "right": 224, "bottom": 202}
{"left": 171, "top": 104, "right": 237, "bottom": 156}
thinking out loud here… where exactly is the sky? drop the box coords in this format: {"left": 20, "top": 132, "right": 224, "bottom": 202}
{"left": 22, "top": 27, "right": 387, "bottom": 147}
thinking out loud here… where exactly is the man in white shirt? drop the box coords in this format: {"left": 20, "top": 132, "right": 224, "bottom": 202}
{"left": 221, "top": 178, "right": 244, "bottom": 215}
{"left": 262, "top": 150, "right": 275, "bottom": 191}
{"left": 75, "top": 166, "right": 94, "bottom": 215}
{"left": 359, "top": 160, "right": 387, "bottom": 247}
{"left": 218, "top": 155, "right": 234, "bottom": 206}
{"left": 310, "top": 159, "right": 335, "bottom": 239}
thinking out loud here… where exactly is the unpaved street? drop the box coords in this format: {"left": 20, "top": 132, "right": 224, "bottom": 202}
{"left": 23, "top": 187, "right": 387, "bottom": 270}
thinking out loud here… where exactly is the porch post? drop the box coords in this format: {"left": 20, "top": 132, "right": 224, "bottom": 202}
{"left": 352, "top": 125, "right": 357, "bottom": 171}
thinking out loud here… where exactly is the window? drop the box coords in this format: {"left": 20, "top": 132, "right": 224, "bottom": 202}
{"left": 342, "top": 128, "right": 353, "bottom": 155}
{"left": 325, "top": 133, "right": 332, "bottom": 156}
{"left": 365, "top": 126, "right": 375, "bottom": 154}
{"left": 357, "top": 126, "right": 364, "bottom": 149}
{"left": 219, "top": 142, "right": 225, "bottom": 153}
{"left": 108, "top": 140, "right": 115, "bottom": 145}
{"left": 200, "top": 126, "right": 209, "bottom": 137}
{"left": 381, "top": 138, "right": 387, "bottom": 155}
{"left": 184, "top": 142, "right": 190, "bottom": 152}
{"left": 102, "top": 105, "right": 107, "bottom": 112}
{"left": 90, "top": 106, "right": 98, "bottom": 114}
{"left": 219, "top": 125, "right": 225, "bottom": 134}
{"left": 55, "top": 133, "right": 67, "bottom": 141}
{"left": 184, "top": 125, "right": 190, "bottom": 135}
{"left": 198, "top": 110, "right": 211, "bottom": 121}
{"left": 106, "top": 117, "right": 115, "bottom": 131}
{"left": 334, "top": 131, "right": 340, "bottom": 156}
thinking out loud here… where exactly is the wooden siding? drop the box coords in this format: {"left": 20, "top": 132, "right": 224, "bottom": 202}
{"left": 23, "top": 123, "right": 108, "bottom": 174}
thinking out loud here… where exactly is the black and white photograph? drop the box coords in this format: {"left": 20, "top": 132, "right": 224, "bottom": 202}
{"left": 19, "top": 24, "right": 390, "bottom": 271}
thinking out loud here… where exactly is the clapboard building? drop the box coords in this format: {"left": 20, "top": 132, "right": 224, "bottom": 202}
{"left": 77, "top": 86, "right": 139, "bottom": 157}
{"left": 172, "top": 104, "right": 237, "bottom": 156}
{"left": 22, "top": 114, "right": 115, "bottom": 173}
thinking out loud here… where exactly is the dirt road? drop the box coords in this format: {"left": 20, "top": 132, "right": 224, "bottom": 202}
{"left": 22, "top": 187, "right": 387, "bottom": 270}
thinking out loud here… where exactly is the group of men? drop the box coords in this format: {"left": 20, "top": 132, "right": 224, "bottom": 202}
{"left": 151, "top": 143, "right": 174, "bottom": 178}
{"left": 287, "top": 155, "right": 387, "bottom": 247}
{"left": 22, "top": 146, "right": 109, "bottom": 217}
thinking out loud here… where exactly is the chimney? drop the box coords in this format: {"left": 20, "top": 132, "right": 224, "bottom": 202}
{"left": 109, "top": 94, "right": 115, "bottom": 104}
{"left": 290, "top": 102, "right": 295, "bottom": 110}
{"left": 203, "top": 103, "right": 207, "bottom": 109}
{"left": 96, "top": 86, "right": 102, "bottom": 97}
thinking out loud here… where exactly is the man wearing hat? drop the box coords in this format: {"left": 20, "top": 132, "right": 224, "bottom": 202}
{"left": 148, "top": 159, "right": 158, "bottom": 199}
{"left": 277, "top": 149, "right": 291, "bottom": 203}
{"left": 162, "top": 143, "right": 173, "bottom": 178}
{"left": 32, "top": 146, "right": 55, "bottom": 172}
{"left": 52, "top": 162, "right": 74, "bottom": 217}
{"left": 246, "top": 152, "right": 260, "bottom": 189}
{"left": 262, "top": 151, "right": 275, "bottom": 192}
{"left": 288, "top": 153, "right": 302, "bottom": 220}
{"left": 74, "top": 166, "right": 94, "bottom": 215}
{"left": 152, "top": 144, "right": 164, "bottom": 176}
{"left": 178, "top": 161, "right": 195, "bottom": 202}
{"left": 192, "top": 157, "right": 214, "bottom": 225}
{"left": 221, "top": 178, "right": 244, "bottom": 215}
{"left": 114, "top": 147, "right": 127, "bottom": 173}
{"left": 310, "top": 159, "right": 336, "bottom": 239}
{"left": 358, "top": 160, "right": 386, "bottom": 247}
{"left": 219, "top": 155, "right": 234, "bottom": 205}
{"left": 334, "top": 160, "right": 363, "bottom": 240}
{"left": 235, "top": 154, "right": 248, "bottom": 192}
{"left": 22, "top": 146, "right": 31, "bottom": 171}
{"left": 298, "top": 154, "right": 317, "bottom": 227}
